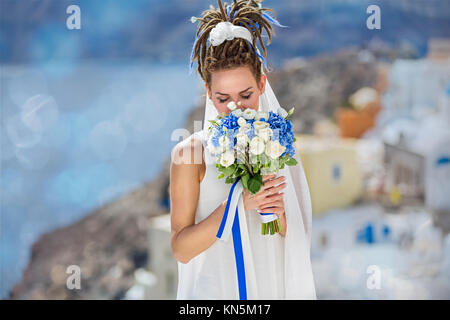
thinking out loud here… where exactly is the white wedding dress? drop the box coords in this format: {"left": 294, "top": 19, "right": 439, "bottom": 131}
{"left": 176, "top": 127, "right": 317, "bottom": 300}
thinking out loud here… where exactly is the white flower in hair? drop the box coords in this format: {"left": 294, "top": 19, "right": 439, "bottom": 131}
{"left": 209, "top": 21, "right": 253, "bottom": 47}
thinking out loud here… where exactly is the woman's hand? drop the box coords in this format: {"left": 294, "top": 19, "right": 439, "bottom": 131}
{"left": 243, "top": 174, "right": 286, "bottom": 212}
{"left": 242, "top": 174, "right": 287, "bottom": 236}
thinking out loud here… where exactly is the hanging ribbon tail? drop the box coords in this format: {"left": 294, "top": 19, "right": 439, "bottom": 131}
{"left": 262, "top": 12, "right": 289, "bottom": 28}
{"left": 217, "top": 177, "right": 244, "bottom": 241}
{"left": 216, "top": 177, "right": 247, "bottom": 300}
{"left": 255, "top": 49, "right": 268, "bottom": 70}
{"left": 188, "top": 31, "right": 203, "bottom": 75}
{"left": 245, "top": 40, "right": 268, "bottom": 71}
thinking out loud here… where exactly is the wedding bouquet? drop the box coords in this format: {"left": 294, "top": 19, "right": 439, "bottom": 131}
{"left": 206, "top": 101, "right": 298, "bottom": 235}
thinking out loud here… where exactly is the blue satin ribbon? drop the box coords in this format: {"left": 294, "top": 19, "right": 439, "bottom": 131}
{"left": 216, "top": 177, "right": 247, "bottom": 300}
{"left": 188, "top": 30, "right": 203, "bottom": 75}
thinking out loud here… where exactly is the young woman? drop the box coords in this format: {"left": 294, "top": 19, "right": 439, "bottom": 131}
{"left": 170, "top": 0, "right": 316, "bottom": 299}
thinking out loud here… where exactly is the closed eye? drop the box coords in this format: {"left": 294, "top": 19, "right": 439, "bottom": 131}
{"left": 217, "top": 93, "right": 252, "bottom": 104}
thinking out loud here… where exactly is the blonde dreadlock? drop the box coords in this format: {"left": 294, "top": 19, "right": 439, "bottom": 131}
{"left": 190, "top": 0, "right": 277, "bottom": 88}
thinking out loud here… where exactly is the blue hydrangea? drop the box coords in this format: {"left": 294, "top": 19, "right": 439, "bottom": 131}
{"left": 220, "top": 114, "right": 239, "bottom": 130}
{"left": 209, "top": 109, "right": 296, "bottom": 159}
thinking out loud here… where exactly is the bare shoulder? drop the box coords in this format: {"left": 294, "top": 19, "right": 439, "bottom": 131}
{"left": 171, "top": 132, "right": 204, "bottom": 166}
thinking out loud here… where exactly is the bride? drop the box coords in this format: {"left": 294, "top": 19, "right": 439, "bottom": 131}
{"left": 170, "top": 0, "right": 316, "bottom": 300}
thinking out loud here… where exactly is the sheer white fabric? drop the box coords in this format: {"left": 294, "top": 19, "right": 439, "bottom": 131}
{"left": 176, "top": 72, "right": 317, "bottom": 300}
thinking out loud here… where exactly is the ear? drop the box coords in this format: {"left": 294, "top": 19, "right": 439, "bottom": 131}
{"left": 259, "top": 74, "right": 267, "bottom": 95}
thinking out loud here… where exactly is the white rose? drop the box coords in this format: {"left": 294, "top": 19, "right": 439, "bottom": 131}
{"left": 257, "top": 127, "right": 273, "bottom": 142}
{"left": 253, "top": 120, "right": 270, "bottom": 131}
{"left": 256, "top": 111, "right": 269, "bottom": 121}
{"left": 220, "top": 150, "right": 235, "bottom": 167}
{"left": 217, "top": 119, "right": 222, "bottom": 125}
{"left": 237, "top": 117, "right": 247, "bottom": 127}
{"left": 265, "top": 140, "right": 286, "bottom": 159}
{"left": 235, "top": 132, "right": 250, "bottom": 146}
{"left": 243, "top": 108, "right": 257, "bottom": 120}
{"left": 232, "top": 109, "right": 243, "bottom": 117}
{"left": 249, "top": 136, "right": 265, "bottom": 155}
{"left": 238, "top": 123, "right": 251, "bottom": 134}
{"left": 277, "top": 107, "right": 288, "bottom": 118}
{"left": 227, "top": 101, "right": 237, "bottom": 111}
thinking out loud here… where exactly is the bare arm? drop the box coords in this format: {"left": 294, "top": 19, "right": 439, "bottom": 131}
{"left": 170, "top": 137, "right": 227, "bottom": 264}
{"left": 170, "top": 136, "right": 288, "bottom": 264}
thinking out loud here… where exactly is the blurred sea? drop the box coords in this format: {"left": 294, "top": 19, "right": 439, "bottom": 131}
{"left": 0, "top": 60, "right": 203, "bottom": 298}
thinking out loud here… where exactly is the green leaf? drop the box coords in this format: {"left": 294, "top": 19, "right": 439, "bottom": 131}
{"left": 241, "top": 174, "right": 250, "bottom": 190}
{"left": 286, "top": 157, "right": 298, "bottom": 166}
{"left": 208, "top": 119, "right": 220, "bottom": 128}
{"left": 219, "top": 164, "right": 236, "bottom": 176}
{"left": 269, "top": 159, "right": 279, "bottom": 172}
{"left": 225, "top": 176, "right": 235, "bottom": 184}
{"left": 218, "top": 173, "right": 225, "bottom": 179}
{"left": 293, "top": 137, "right": 297, "bottom": 142}
{"left": 248, "top": 174, "right": 263, "bottom": 194}
{"left": 288, "top": 107, "right": 295, "bottom": 117}
{"left": 285, "top": 107, "right": 295, "bottom": 120}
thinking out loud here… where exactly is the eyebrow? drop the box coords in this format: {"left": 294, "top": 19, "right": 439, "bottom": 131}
{"left": 215, "top": 86, "right": 253, "bottom": 96}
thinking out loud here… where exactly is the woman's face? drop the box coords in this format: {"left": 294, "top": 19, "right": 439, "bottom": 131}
{"left": 206, "top": 65, "right": 266, "bottom": 115}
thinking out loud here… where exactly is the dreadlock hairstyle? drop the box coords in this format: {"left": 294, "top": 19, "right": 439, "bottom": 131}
{"left": 190, "top": 0, "right": 280, "bottom": 89}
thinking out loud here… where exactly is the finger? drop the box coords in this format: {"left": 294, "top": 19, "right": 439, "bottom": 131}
{"left": 256, "top": 192, "right": 283, "bottom": 206}
{"left": 258, "top": 200, "right": 284, "bottom": 210}
{"left": 262, "top": 174, "right": 276, "bottom": 183}
{"left": 265, "top": 192, "right": 284, "bottom": 201}
{"left": 262, "top": 176, "right": 286, "bottom": 190}
{"left": 259, "top": 207, "right": 284, "bottom": 215}
{"left": 263, "top": 182, "right": 286, "bottom": 197}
